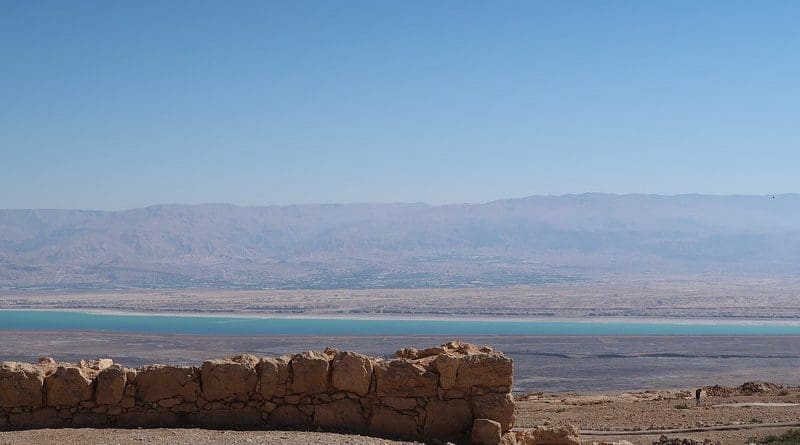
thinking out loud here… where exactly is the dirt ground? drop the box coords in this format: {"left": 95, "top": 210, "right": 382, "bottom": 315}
{"left": 514, "top": 385, "right": 800, "bottom": 444}
{"left": 0, "top": 429, "right": 422, "bottom": 445}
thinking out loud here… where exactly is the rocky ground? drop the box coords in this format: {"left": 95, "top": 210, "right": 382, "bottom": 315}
{"left": 515, "top": 382, "right": 800, "bottom": 444}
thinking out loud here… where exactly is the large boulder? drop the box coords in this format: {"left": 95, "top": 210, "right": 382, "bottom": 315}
{"left": 374, "top": 359, "right": 438, "bottom": 397}
{"left": 472, "top": 418, "right": 503, "bottom": 445}
{"left": 95, "top": 365, "right": 126, "bottom": 405}
{"left": 136, "top": 365, "right": 200, "bottom": 403}
{"left": 0, "top": 362, "right": 44, "bottom": 408}
{"left": 313, "top": 398, "right": 365, "bottom": 431}
{"left": 369, "top": 406, "right": 419, "bottom": 439}
{"left": 290, "top": 351, "right": 329, "bottom": 394}
{"left": 45, "top": 365, "right": 94, "bottom": 407}
{"left": 331, "top": 351, "right": 373, "bottom": 396}
{"left": 423, "top": 398, "right": 473, "bottom": 440}
{"left": 258, "top": 356, "right": 290, "bottom": 400}
{"left": 455, "top": 352, "right": 513, "bottom": 391}
{"left": 472, "top": 393, "right": 515, "bottom": 431}
{"left": 200, "top": 354, "right": 258, "bottom": 401}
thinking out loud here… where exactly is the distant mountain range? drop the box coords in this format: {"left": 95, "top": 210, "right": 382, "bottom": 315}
{"left": 1, "top": 194, "right": 799, "bottom": 290}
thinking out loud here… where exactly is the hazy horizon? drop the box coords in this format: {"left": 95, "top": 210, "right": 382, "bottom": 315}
{"left": 2, "top": 191, "right": 799, "bottom": 212}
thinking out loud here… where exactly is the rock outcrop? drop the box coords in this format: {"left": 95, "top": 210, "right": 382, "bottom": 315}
{"left": 0, "top": 341, "right": 514, "bottom": 444}
{"left": 501, "top": 424, "right": 581, "bottom": 445}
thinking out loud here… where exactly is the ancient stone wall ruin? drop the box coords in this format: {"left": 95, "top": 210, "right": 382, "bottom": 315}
{"left": 0, "top": 342, "right": 514, "bottom": 444}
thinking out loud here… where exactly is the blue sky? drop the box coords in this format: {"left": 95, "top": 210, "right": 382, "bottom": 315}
{"left": 2, "top": 1, "right": 798, "bottom": 209}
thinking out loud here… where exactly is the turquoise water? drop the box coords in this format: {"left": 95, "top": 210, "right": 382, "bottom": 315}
{"left": 1, "top": 310, "right": 800, "bottom": 336}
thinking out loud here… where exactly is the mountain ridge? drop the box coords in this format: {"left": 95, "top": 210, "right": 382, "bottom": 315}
{"left": 1, "top": 194, "right": 798, "bottom": 290}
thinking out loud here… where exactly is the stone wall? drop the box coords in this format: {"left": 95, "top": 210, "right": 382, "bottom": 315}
{"left": 0, "top": 342, "right": 514, "bottom": 444}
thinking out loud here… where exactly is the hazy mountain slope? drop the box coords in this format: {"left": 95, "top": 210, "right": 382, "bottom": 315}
{"left": 1, "top": 194, "right": 798, "bottom": 289}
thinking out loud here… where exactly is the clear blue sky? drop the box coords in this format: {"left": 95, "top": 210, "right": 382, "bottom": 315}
{"left": 2, "top": 1, "right": 798, "bottom": 210}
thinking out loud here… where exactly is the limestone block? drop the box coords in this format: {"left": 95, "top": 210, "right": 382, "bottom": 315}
{"left": 313, "top": 399, "right": 365, "bottom": 431}
{"left": 369, "top": 406, "right": 419, "bottom": 439}
{"left": 423, "top": 399, "right": 472, "bottom": 440}
{"left": 45, "top": 366, "right": 94, "bottom": 407}
{"left": 331, "top": 351, "right": 372, "bottom": 396}
{"left": 72, "top": 412, "right": 107, "bottom": 427}
{"left": 374, "top": 359, "right": 438, "bottom": 397}
{"left": 290, "top": 351, "right": 329, "bottom": 394}
{"left": 0, "top": 362, "right": 44, "bottom": 408}
{"left": 189, "top": 407, "right": 263, "bottom": 428}
{"left": 472, "top": 418, "right": 502, "bottom": 445}
{"left": 380, "top": 397, "right": 417, "bottom": 410}
{"left": 9, "top": 407, "right": 62, "bottom": 428}
{"left": 471, "top": 393, "right": 515, "bottom": 431}
{"left": 258, "top": 356, "right": 290, "bottom": 400}
{"left": 268, "top": 404, "right": 310, "bottom": 428}
{"left": 95, "top": 365, "right": 126, "bottom": 405}
{"left": 200, "top": 354, "right": 258, "bottom": 401}
{"left": 116, "top": 411, "right": 181, "bottom": 428}
{"left": 433, "top": 353, "right": 460, "bottom": 390}
{"left": 136, "top": 365, "right": 200, "bottom": 403}
{"left": 455, "top": 353, "right": 513, "bottom": 391}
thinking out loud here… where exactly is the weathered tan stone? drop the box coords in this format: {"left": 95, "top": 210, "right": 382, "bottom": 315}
{"left": 189, "top": 407, "right": 263, "bottom": 428}
{"left": 511, "top": 425, "right": 580, "bottom": 445}
{"left": 116, "top": 411, "right": 181, "bottom": 428}
{"left": 331, "top": 351, "right": 372, "bottom": 396}
{"left": 95, "top": 365, "right": 126, "bottom": 405}
{"left": 0, "top": 362, "right": 44, "bottom": 408}
{"left": 290, "top": 351, "right": 329, "bottom": 394}
{"left": 374, "top": 359, "right": 438, "bottom": 397}
{"left": 171, "top": 402, "right": 199, "bottom": 413}
{"left": 369, "top": 406, "right": 419, "bottom": 439}
{"left": 455, "top": 352, "right": 513, "bottom": 391}
{"left": 433, "top": 353, "right": 460, "bottom": 390}
{"left": 396, "top": 341, "right": 493, "bottom": 359}
{"left": 8, "top": 407, "right": 62, "bottom": 428}
{"left": 158, "top": 396, "right": 182, "bottom": 408}
{"left": 313, "top": 399, "right": 365, "bottom": 431}
{"left": 258, "top": 356, "right": 289, "bottom": 400}
{"left": 72, "top": 412, "right": 107, "bottom": 427}
{"left": 45, "top": 366, "right": 93, "bottom": 407}
{"left": 268, "top": 404, "right": 310, "bottom": 428}
{"left": 500, "top": 431, "right": 517, "bottom": 445}
{"left": 136, "top": 365, "right": 200, "bottom": 403}
{"left": 472, "top": 418, "right": 502, "bottom": 445}
{"left": 423, "top": 399, "right": 472, "bottom": 440}
{"left": 200, "top": 354, "right": 258, "bottom": 401}
{"left": 381, "top": 397, "right": 417, "bottom": 410}
{"left": 472, "top": 393, "right": 515, "bottom": 431}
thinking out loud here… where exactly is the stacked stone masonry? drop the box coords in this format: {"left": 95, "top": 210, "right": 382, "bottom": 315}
{"left": 0, "top": 342, "right": 514, "bottom": 444}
